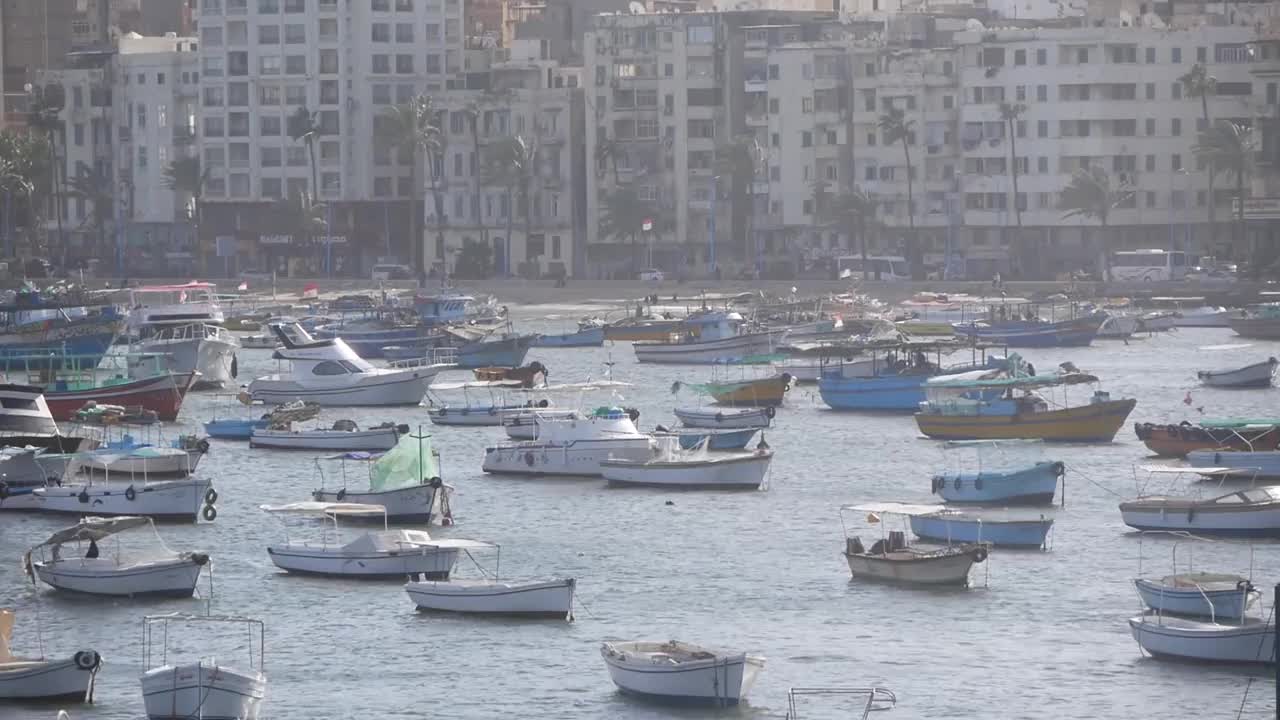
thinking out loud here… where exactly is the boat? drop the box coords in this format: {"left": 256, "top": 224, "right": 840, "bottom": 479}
{"left": 908, "top": 510, "right": 1054, "bottom": 548}
{"left": 312, "top": 312, "right": 443, "bottom": 360}
{"left": 413, "top": 291, "right": 475, "bottom": 326}
{"left": 0, "top": 382, "right": 95, "bottom": 454}
{"left": 23, "top": 516, "right": 209, "bottom": 598}
{"left": 816, "top": 340, "right": 1007, "bottom": 412}
{"left": 673, "top": 372, "right": 792, "bottom": 407}
{"left": 1137, "top": 311, "right": 1179, "bottom": 332}
{"left": 535, "top": 320, "right": 606, "bottom": 348}
{"left": 601, "top": 435, "right": 773, "bottom": 490}
{"left": 140, "top": 613, "right": 267, "bottom": 720}
{"left": 443, "top": 325, "right": 538, "bottom": 368}
{"left": 1135, "top": 574, "right": 1259, "bottom": 621}
{"left": 914, "top": 365, "right": 1137, "bottom": 442}
{"left": 261, "top": 502, "right": 466, "bottom": 579}
{"left": 674, "top": 406, "right": 773, "bottom": 429}
{"left": 1186, "top": 449, "right": 1280, "bottom": 479}
{"left": 473, "top": 361, "right": 548, "bottom": 388}
{"left": 34, "top": 466, "right": 217, "bottom": 522}
{"left": 0, "top": 609, "right": 101, "bottom": 702}
{"left": 1135, "top": 419, "right": 1280, "bottom": 457}
{"left": 240, "top": 333, "right": 278, "bottom": 350}
{"left": 250, "top": 418, "right": 407, "bottom": 452}
{"left": 126, "top": 282, "right": 224, "bottom": 332}
{"left": 634, "top": 311, "right": 783, "bottom": 365}
{"left": 203, "top": 397, "right": 271, "bottom": 441}
{"left": 654, "top": 426, "right": 760, "bottom": 451}
{"left": 426, "top": 379, "right": 536, "bottom": 427}
{"left": 0, "top": 292, "right": 122, "bottom": 370}
{"left": 1128, "top": 614, "right": 1275, "bottom": 664}
{"left": 483, "top": 406, "right": 651, "bottom": 477}
{"left": 1173, "top": 305, "right": 1239, "bottom": 328}
{"left": 1119, "top": 470, "right": 1280, "bottom": 537}
{"left": 954, "top": 306, "right": 1106, "bottom": 347}
{"left": 312, "top": 431, "right": 455, "bottom": 524}
{"left": 934, "top": 459, "right": 1064, "bottom": 505}
{"left": 1229, "top": 304, "right": 1280, "bottom": 340}
{"left": 131, "top": 323, "right": 241, "bottom": 391}
{"left": 781, "top": 687, "right": 897, "bottom": 720}
{"left": 600, "top": 640, "right": 765, "bottom": 706}
{"left": 1096, "top": 313, "right": 1139, "bottom": 339}
{"left": 2, "top": 351, "right": 198, "bottom": 422}
{"left": 248, "top": 324, "right": 453, "bottom": 406}
{"left": 404, "top": 541, "right": 574, "bottom": 618}
{"left": 839, "top": 503, "right": 989, "bottom": 586}
{"left": 73, "top": 428, "right": 208, "bottom": 478}
{"left": 602, "top": 312, "right": 685, "bottom": 342}
{"left": 502, "top": 409, "right": 580, "bottom": 439}
{"left": 0, "top": 448, "right": 64, "bottom": 510}
{"left": 1197, "top": 358, "right": 1277, "bottom": 389}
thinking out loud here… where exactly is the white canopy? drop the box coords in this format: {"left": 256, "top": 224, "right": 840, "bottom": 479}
{"left": 260, "top": 501, "right": 386, "bottom": 516}
{"left": 421, "top": 538, "right": 495, "bottom": 549}
{"left": 1139, "top": 465, "right": 1256, "bottom": 476}
{"left": 515, "top": 380, "right": 633, "bottom": 393}
{"left": 29, "top": 516, "right": 152, "bottom": 551}
{"left": 428, "top": 379, "right": 525, "bottom": 391}
{"left": 842, "top": 502, "right": 946, "bottom": 517}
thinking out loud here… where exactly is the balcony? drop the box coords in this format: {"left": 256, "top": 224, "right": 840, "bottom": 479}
{"left": 173, "top": 127, "right": 197, "bottom": 144}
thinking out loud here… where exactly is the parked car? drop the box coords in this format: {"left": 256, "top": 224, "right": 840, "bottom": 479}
{"left": 372, "top": 263, "right": 413, "bottom": 281}
{"left": 638, "top": 268, "right": 665, "bottom": 282}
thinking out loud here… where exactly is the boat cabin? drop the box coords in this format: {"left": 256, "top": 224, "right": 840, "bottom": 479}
{"left": 414, "top": 293, "right": 474, "bottom": 325}
{"left": 128, "top": 282, "right": 223, "bottom": 328}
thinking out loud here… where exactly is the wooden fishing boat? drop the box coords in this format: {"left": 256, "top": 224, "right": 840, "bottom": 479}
{"left": 45, "top": 372, "right": 196, "bottom": 422}
{"left": 1134, "top": 419, "right": 1280, "bottom": 458}
{"left": 915, "top": 369, "right": 1136, "bottom": 442}
{"left": 473, "top": 362, "right": 548, "bottom": 388}
{"left": 673, "top": 374, "right": 791, "bottom": 407}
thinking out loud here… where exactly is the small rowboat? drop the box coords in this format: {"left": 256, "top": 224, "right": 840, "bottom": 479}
{"left": 1197, "top": 358, "right": 1277, "bottom": 389}
{"left": 674, "top": 406, "right": 773, "bottom": 429}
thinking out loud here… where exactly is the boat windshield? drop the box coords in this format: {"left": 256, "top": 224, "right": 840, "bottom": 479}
{"left": 1240, "top": 487, "right": 1280, "bottom": 504}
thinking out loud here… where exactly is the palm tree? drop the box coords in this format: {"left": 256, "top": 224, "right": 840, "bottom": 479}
{"left": 286, "top": 106, "right": 322, "bottom": 201}
{"left": 598, "top": 186, "right": 654, "bottom": 267}
{"left": 1180, "top": 63, "right": 1218, "bottom": 249}
{"left": 462, "top": 100, "right": 488, "bottom": 255}
{"left": 878, "top": 106, "right": 920, "bottom": 279}
{"left": 274, "top": 189, "right": 327, "bottom": 245}
{"left": 1193, "top": 120, "right": 1254, "bottom": 257}
{"left": 64, "top": 165, "right": 114, "bottom": 258}
{"left": 27, "top": 89, "right": 66, "bottom": 264}
{"left": 487, "top": 135, "right": 539, "bottom": 276}
{"left": 999, "top": 102, "right": 1028, "bottom": 277}
{"left": 825, "top": 187, "right": 877, "bottom": 279}
{"left": 376, "top": 95, "right": 444, "bottom": 278}
{"left": 714, "top": 134, "right": 763, "bottom": 269}
{"left": 1058, "top": 166, "right": 1133, "bottom": 281}
{"left": 0, "top": 130, "right": 49, "bottom": 254}
{"left": 163, "top": 156, "right": 209, "bottom": 267}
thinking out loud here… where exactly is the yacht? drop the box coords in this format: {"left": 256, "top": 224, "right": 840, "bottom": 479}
{"left": 248, "top": 324, "right": 453, "bottom": 406}
{"left": 127, "top": 283, "right": 240, "bottom": 389}
{"left": 482, "top": 407, "right": 651, "bottom": 477}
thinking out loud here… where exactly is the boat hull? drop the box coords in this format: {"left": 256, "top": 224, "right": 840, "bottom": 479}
{"left": 0, "top": 654, "right": 100, "bottom": 702}
{"left": 1230, "top": 317, "right": 1280, "bottom": 340}
{"left": 453, "top": 336, "right": 535, "bottom": 369}
{"left": 1134, "top": 579, "right": 1256, "bottom": 620}
{"left": 248, "top": 367, "right": 440, "bottom": 406}
{"left": 633, "top": 331, "right": 780, "bottom": 364}
{"left": 250, "top": 427, "right": 400, "bottom": 451}
{"left": 955, "top": 315, "right": 1104, "bottom": 347}
{"left": 1197, "top": 359, "right": 1277, "bottom": 389}
{"left": 79, "top": 449, "right": 203, "bottom": 478}
{"left": 1134, "top": 422, "right": 1280, "bottom": 458}
{"left": 668, "top": 428, "right": 759, "bottom": 451}
{"left": 428, "top": 405, "right": 527, "bottom": 427}
{"left": 1128, "top": 616, "right": 1275, "bottom": 664}
{"left": 908, "top": 515, "right": 1053, "bottom": 548}
{"left": 44, "top": 372, "right": 194, "bottom": 422}
{"left": 135, "top": 334, "right": 239, "bottom": 390}
{"left": 0, "top": 328, "right": 118, "bottom": 371}
{"left": 844, "top": 549, "right": 979, "bottom": 586}
{"left": 1186, "top": 450, "right": 1280, "bottom": 480}
{"left": 914, "top": 398, "right": 1137, "bottom": 442}
{"left": 502, "top": 410, "right": 580, "bottom": 439}
{"left": 34, "top": 478, "right": 214, "bottom": 521}
{"left": 141, "top": 662, "right": 265, "bottom": 720}
{"left": 601, "top": 452, "right": 772, "bottom": 489}
{"left": 535, "top": 328, "right": 605, "bottom": 347}
{"left": 934, "top": 461, "right": 1062, "bottom": 505}
{"left": 406, "top": 578, "right": 575, "bottom": 617}
{"left": 674, "top": 407, "right": 771, "bottom": 429}
{"left": 1119, "top": 502, "right": 1280, "bottom": 537}
{"left": 1174, "top": 310, "right": 1237, "bottom": 328}
{"left": 706, "top": 376, "right": 790, "bottom": 407}
{"left": 204, "top": 418, "right": 268, "bottom": 440}
{"left": 265, "top": 545, "right": 459, "bottom": 579}
{"left": 1097, "top": 315, "right": 1139, "bottom": 339}
{"left": 601, "top": 647, "right": 761, "bottom": 706}
{"left": 483, "top": 438, "right": 653, "bottom": 477}
{"left": 312, "top": 484, "right": 449, "bottom": 524}
{"left": 34, "top": 557, "right": 205, "bottom": 597}
{"left": 603, "top": 322, "right": 683, "bottom": 342}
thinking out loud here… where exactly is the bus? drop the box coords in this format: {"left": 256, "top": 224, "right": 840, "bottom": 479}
{"left": 1111, "top": 249, "right": 1193, "bottom": 282}
{"left": 835, "top": 255, "right": 910, "bottom": 281}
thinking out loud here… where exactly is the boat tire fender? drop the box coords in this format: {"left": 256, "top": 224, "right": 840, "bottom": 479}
{"left": 335, "top": 489, "right": 346, "bottom": 501}
{"left": 715, "top": 412, "right": 724, "bottom": 423}
{"left": 1051, "top": 461, "right": 1065, "bottom": 477}
{"left": 0, "top": 482, "right": 7, "bottom": 500}
{"left": 974, "top": 477, "right": 983, "bottom": 491}
{"left": 190, "top": 552, "right": 210, "bottom": 566}
{"left": 197, "top": 439, "right": 211, "bottom": 454}
{"left": 429, "top": 476, "right": 443, "bottom": 488}
{"left": 78, "top": 489, "right": 90, "bottom": 504}
{"left": 930, "top": 475, "right": 943, "bottom": 494}
{"left": 125, "top": 485, "right": 137, "bottom": 501}
{"left": 780, "top": 373, "right": 792, "bottom": 388}
{"left": 626, "top": 407, "right": 640, "bottom": 423}
{"left": 525, "top": 452, "right": 535, "bottom": 467}
{"left": 764, "top": 407, "right": 776, "bottom": 419}
{"left": 1238, "top": 579, "right": 1255, "bottom": 593}
{"left": 74, "top": 651, "right": 100, "bottom": 671}
{"left": 971, "top": 547, "right": 988, "bottom": 563}
{"left": 202, "top": 504, "right": 218, "bottom": 522}
{"left": 204, "top": 488, "right": 219, "bottom": 505}
{"left": 489, "top": 407, "right": 498, "bottom": 416}
{"left": 231, "top": 355, "right": 239, "bottom": 378}
{"left": 954, "top": 477, "right": 962, "bottom": 491}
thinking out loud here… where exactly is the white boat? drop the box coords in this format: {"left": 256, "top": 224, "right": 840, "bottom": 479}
{"left": 601, "top": 435, "right": 773, "bottom": 489}
{"left": 1138, "top": 311, "right": 1178, "bottom": 332}
{"left": 634, "top": 312, "right": 782, "bottom": 364}
{"left": 404, "top": 541, "right": 574, "bottom": 618}
{"left": 140, "top": 614, "right": 266, "bottom": 720}
{"left": 0, "top": 447, "right": 62, "bottom": 511}
{"left": 24, "top": 516, "right": 209, "bottom": 598}
{"left": 840, "top": 503, "right": 989, "bottom": 587}
{"left": 35, "top": 475, "right": 216, "bottom": 522}
{"left": 1196, "top": 357, "right": 1278, "bottom": 389}
{"left": 248, "top": 324, "right": 453, "bottom": 406}
{"left": 132, "top": 323, "right": 241, "bottom": 390}
{"left": 772, "top": 357, "right": 877, "bottom": 383}
{"left": 1174, "top": 306, "right": 1239, "bottom": 328}
{"left": 0, "top": 609, "right": 101, "bottom": 702}
{"left": 1187, "top": 449, "right": 1280, "bottom": 479}
{"left": 1134, "top": 574, "right": 1259, "bottom": 620}
{"left": 77, "top": 443, "right": 205, "bottom": 478}
{"left": 483, "top": 407, "right": 652, "bottom": 477}
{"left": 261, "top": 502, "right": 468, "bottom": 579}
{"left": 1119, "top": 472, "right": 1280, "bottom": 536}
{"left": 1097, "top": 314, "right": 1139, "bottom": 339}
{"left": 311, "top": 432, "right": 455, "bottom": 524}
{"left": 250, "top": 420, "right": 407, "bottom": 451}
{"left": 503, "top": 409, "right": 580, "bottom": 439}
{"left": 127, "top": 282, "right": 225, "bottom": 332}
{"left": 1129, "top": 614, "right": 1275, "bottom": 664}
{"left": 601, "top": 640, "right": 765, "bottom": 706}
{"left": 240, "top": 334, "right": 278, "bottom": 350}
{"left": 674, "top": 406, "right": 773, "bottom": 429}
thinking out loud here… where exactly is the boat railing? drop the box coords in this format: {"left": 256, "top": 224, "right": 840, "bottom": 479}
{"left": 785, "top": 687, "right": 897, "bottom": 719}
{"left": 387, "top": 346, "right": 458, "bottom": 369}
{"left": 142, "top": 613, "right": 265, "bottom": 673}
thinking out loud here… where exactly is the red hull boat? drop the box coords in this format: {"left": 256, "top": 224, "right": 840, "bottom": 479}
{"left": 43, "top": 372, "right": 196, "bottom": 422}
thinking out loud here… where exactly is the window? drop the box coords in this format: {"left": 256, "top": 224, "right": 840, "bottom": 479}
{"left": 230, "top": 174, "right": 250, "bottom": 197}
{"left": 228, "top": 113, "right": 249, "bottom": 137}
{"left": 1215, "top": 82, "right": 1252, "bottom": 97}
{"left": 372, "top": 23, "right": 390, "bottom": 42}
{"left": 260, "top": 54, "right": 281, "bottom": 74}
{"left": 204, "top": 147, "right": 225, "bottom": 168}
{"left": 201, "top": 26, "right": 223, "bottom": 46}
{"left": 319, "top": 110, "right": 339, "bottom": 134}
{"left": 261, "top": 115, "right": 282, "bottom": 135}
{"left": 801, "top": 131, "right": 812, "bottom": 147}
{"left": 262, "top": 148, "right": 282, "bottom": 167}
{"left": 1172, "top": 153, "right": 1182, "bottom": 171}
{"left": 285, "top": 55, "right": 306, "bottom": 74}
{"left": 1172, "top": 47, "right": 1182, "bottom": 63}
{"left": 1014, "top": 49, "right": 1026, "bottom": 65}
{"left": 287, "top": 146, "right": 307, "bottom": 166}
{"left": 1171, "top": 118, "right": 1181, "bottom": 136}
{"left": 1037, "top": 85, "right": 1047, "bottom": 102}
{"left": 259, "top": 84, "right": 281, "bottom": 105}
{"left": 686, "top": 25, "right": 714, "bottom": 44}
{"left": 258, "top": 25, "right": 280, "bottom": 44}
{"left": 802, "top": 97, "right": 813, "bottom": 113}
{"left": 1144, "top": 118, "right": 1155, "bottom": 136}
{"left": 319, "top": 49, "right": 338, "bottom": 73}
{"left": 204, "top": 87, "right": 224, "bottom": 106}
{"left": 395, "top": 23, "right": 413, "bottom": 42}
{"left": 1113, "top": 119, "right": 1136, "bottom": 136}
{"left": 311, "top": 361, "right": 349, "bottom": 376}
{"left": 374, "top": 177, "right": 393, "bottom": 197}
{"left": 319, "top": 18, "right": 337, "bottom": 41}
{"left": 768, "top": 64, "right": 779, "bottom": 80}
{"left": 284, "top": 24, "right": 305, "bottom": 43}
{"left": 768, "top": 98, "right": 779, "bottom": 114}
{"left": 396, "top": 54, "right": 414, "bottom": 73}
{"left": 204, "top": 116, "right": 225, "bottom": 137}
{"left": 157, "top": 72, "right": 166, "bottom": 85}
{"left": 320, "top": 79, "right": 338, "bottom": 104}
{"left": 1037, "top": 120, "right": 1047, "bottom": 138}
{"left": 137, "top": 146, "right": 148, "bottom": 168}
{"left": 157, "top": 104, "right": 168, "bottom": 128}
{"left": 943, "top": 95, "right": 953, "bottom": 109}
{"left": 1145, "top": 47, "right": 1155, "bottom": 63}
{"left": 1197, "top": 46, "right": 1206, "bottom": 62}
{"left": 1016, "top": 85, "right": 1026, "bottom": 102}
{"left": 1172, "top": 82, "right": 1182, "bottom": 100}
{"left": 73, "top": 123, "right": 83, "bottom": 146}
{"left": 285, "top": 0, "right": 305, "bottom": 10}
{"left": 285, "top": 85, "right": 306, "bottom": 105}
{"left": 373, "top": 55, "right": 390, "bottom": 73}
{"left": 259, "top": 0, "right": 279, "bottom": 10}
{"left": 228, "top": 51, "right": 249, "bottom": 76}
{"left": 1037, "top": 156, "right": 1048, "bottom": 173}
{"left": 227, "top": 20, "right": 248, "bottom": 44}
{"left": 372, "top": 84, "right": 391, "bottom": 104}
{"left": 227, "top": 83, "right": 249, "bottom": 106}
{"left": 203, "top": 56, "right": 225, "bottom": 77}
{"left": 1036, "top": 48, "right": 1046, "bottom": 65}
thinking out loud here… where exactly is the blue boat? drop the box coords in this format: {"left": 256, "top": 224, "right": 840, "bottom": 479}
{"left": 312, "top": 319, "right": 442, "bottom": 359}
{"left": 667, "top": 427, "right": 760, "bottom": 450}
{"left": 909, "top": 511, "right": 1054, "bottom": 548}
{"left": 1135, "top": 574, "right": 1259, "bottom": 620}
{"left": 535, "top": 327, "right": 605, "bottom": 348}
{"left": 414, "top": 292, "right": 474, "bottom": 326}
{"left": 0, "top": 294, "right": 122, "bottom": 370}
{"left": 933, "top": 460, "right": 1064, "bottom": 505}
{"left": 819, "top": 350, "right": 1006, "bottom": 412}
{"left": 204, "top": 417, "right": 269, "bottom": 440}
{"left": 454, "top": 334, "right": 537, "bottom": 369}
{"left": 954, "top": 311, "right": 1107, "bottom": 348}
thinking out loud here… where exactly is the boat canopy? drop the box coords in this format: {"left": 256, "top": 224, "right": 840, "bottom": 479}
{"left": 513, "top": 380, "right": 633, "bottom": 393}
{"left": 260, "top": 501, "right": 386, "bottom": 516}
{"left": 370, "top": 432, "right": 438, "bottom": 492}
{"left": 1200, "top": 418, "right": 1280, "bottom": 429}
{"left": 28, "top": 516, "right": 152, "bottom": 551}
{"left": 429, "top": 379, "right": 525, "bottom": 391}
{"left": 1138, "top": 465, "right": 1245, "bottom": 476}
{"left": 842, "top": 502, "right": 947, "bottom": 516}
{"left": 925, "top": 371, "right": 1100, "bottom": 390}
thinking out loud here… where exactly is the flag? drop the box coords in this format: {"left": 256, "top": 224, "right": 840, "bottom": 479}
{"left": 302, "top": 282, "right": 319, "bottom": 299}
{"left": 237, "top": 281, "right": 248, "bottom": 292}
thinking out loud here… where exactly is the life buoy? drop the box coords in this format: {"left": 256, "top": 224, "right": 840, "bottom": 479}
{"left": 538, "top": 399, "right": 550, "bottom": 408}
{"left": 0, "top": 482, "right": 8, "bottom": 500}
{"left": 74, "top": 651, "right": 100, "bottom": 671}
{"left": 930, "top": 475, "right": 943, "bottom": 494}
{"left": 764, "top": 407, "right": 776, "bottom": 419}
{"left": 201, "top": 504, "right": 218, "bottom": 522}
{"left": 197, "top": 439, "right": 211, "bottom": 453}
{"left": 125, "top": 485, "right": 136, "bottom": 501}
{"left": 971, "top": 547, "right": 988, "bottom": 563}
{"left": 190, "top": 552, "right": 210, "bottom": 566}
{"left": 974, "top": 476, "right": 983, "bottom": 491}
{"left": 231, "top": 355, "right": 239, "bottom": 378}
{"left": 626, "top": 407, "right": 640, "bottom": 423}
{"left": 78, "top": 489, "right": 90, "bottom": 504}
{"left": 204, "top": 488, "right": 218, "bottom": 505}
{"left": 780, "top": 373, "right": 793, "bottom": 388}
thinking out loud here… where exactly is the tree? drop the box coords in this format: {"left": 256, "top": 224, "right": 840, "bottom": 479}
{"left": 274, "top": 190, "right": 327, "bottom": 246}
{"left": 598, "top": 186, "right": 655, "bottom": 270}
{"left": 27, "top": 89, "right": 66, "bottom": 264}
{"left": 64, "top": 165, "right": 114, "bottom": 259}
{"left": 594, "top": 137, "right": 622, "bottom": 186}
{"left": 999, "top": 101, "right": 1027, "bottom": 276}
{"left": 453, "top": 238, "right": 492, "bottom": 279}
{"left": 163, "top": 156, "right": 209, "bottom": 268}
{"left": 878, "top": 106, "right": 921, "bottom": 279}
{"left": 376, "top": 95, "right": 443, "bottom": 278}
{"left": 1193, "top": 119, "right": 1254, "bottom": 258}
{"left": 462, "top": 100, "right": 488, "bottom": 257}
{"left": 486, "top": 135, "right": 539, "bottom": 276}
{"left": 825, "top": 187, "right": 877, "bottom": 279}
{"left": 714, "top": 133, "right": 763, "bottom": 270}
{"left": 1180, "top": 63, "right": 1218, "bottom": 250}
{"left": 287, "top": 106, "right": 322, "bottom": 202}
{"left": 0, "top": 130, "right": 48, "bottom": 254}
{"left": 1058, "top": 166, "right": 1133, "bottom": 281}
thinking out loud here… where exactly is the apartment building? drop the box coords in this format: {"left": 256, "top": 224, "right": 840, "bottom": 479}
{"left": 1244, "top": 24, "right": 1280, "bottom": 266}
{"left": 194, "top": 0, "right": 468, "bottom": 277}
